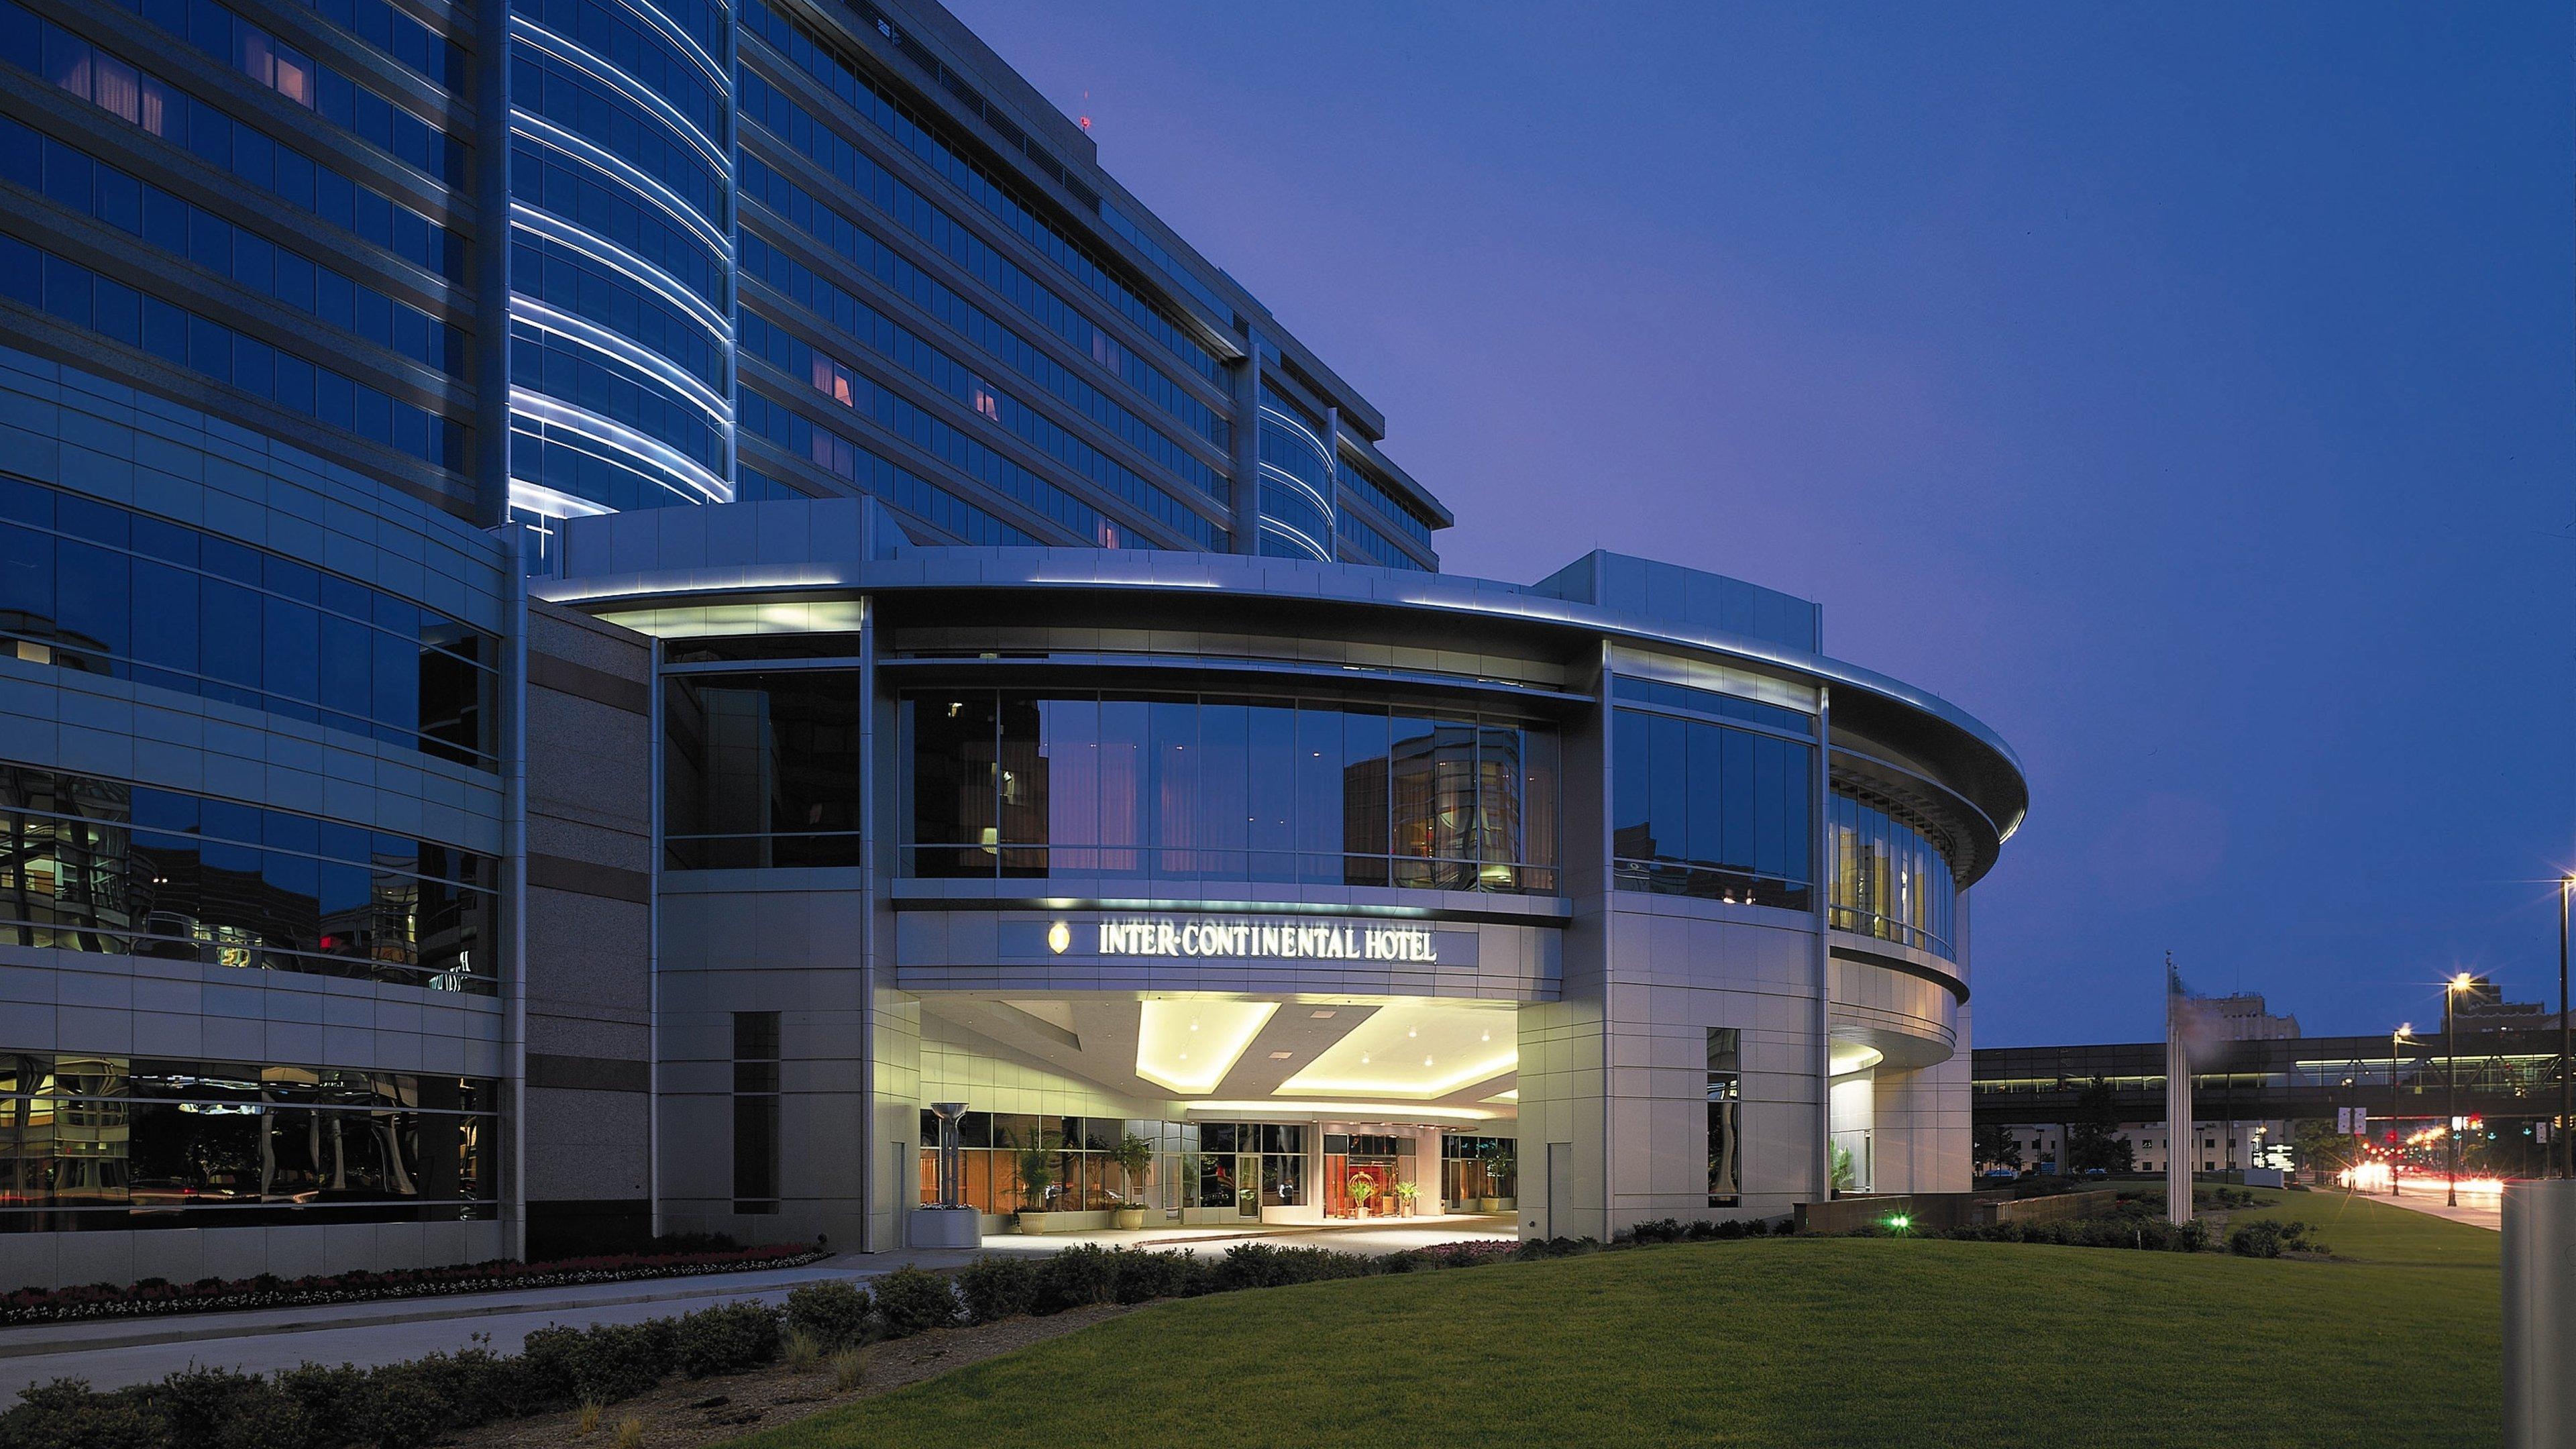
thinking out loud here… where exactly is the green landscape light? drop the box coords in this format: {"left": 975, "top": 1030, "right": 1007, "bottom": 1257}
{"left": 1887, "top": 1214, "right": 1913, "bottom": 1234}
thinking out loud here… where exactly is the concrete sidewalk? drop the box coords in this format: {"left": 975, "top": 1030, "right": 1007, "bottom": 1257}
{"left": 0, "top": 1216, "right": 1513, "bottom": 1393}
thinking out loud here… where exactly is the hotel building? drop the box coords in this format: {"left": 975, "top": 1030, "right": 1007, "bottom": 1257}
{"left": 0, "top": 0, "right": 2023, "bottom": 1283}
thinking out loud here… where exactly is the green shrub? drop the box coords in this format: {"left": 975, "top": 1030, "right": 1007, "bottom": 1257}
{"left": 955, "top": 1256, "right": 1039, "bottom": 1324}
{"left": 1032, "top": 1245, "right": 1120, "bottom": 1313}
{"left": 784, "top": 1281, "right": 872, "bottom": 1350}
{"left": 356, "top": 1372, "right": 449, "bottom": 1449}
{"left": 1207, "top": 1244, "right": 1374, "bottom": 1292}
{"left": 1108, "top": 1248, "right": 1207, "bottom": 1303}
{"left": 869, "top": 1266, "right": 959, "bottom": 1337}
{"left": 672, "top": 1300, "right": 783, "bottom": 1377}
{"left": 1627, "top": 1219, "right": 1686, "bottom": 1244}
{"left": 273, "top": 1362, "right": 368, "bottom": 1447}
{"left": 2229, "top": 1220, "right": 2312, "bottom": 1258}
{"left": 0, "top": 1379, "right": 158, "bottom": 1449}
{"left": 564, "top": 1322, "right": 669, "bottom": 1403}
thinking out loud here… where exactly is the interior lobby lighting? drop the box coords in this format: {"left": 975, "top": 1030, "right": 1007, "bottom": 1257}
{"left": 1135, "top": 1000, "right": 1277, "bottom": 1095}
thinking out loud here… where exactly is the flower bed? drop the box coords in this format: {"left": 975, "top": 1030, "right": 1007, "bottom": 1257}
{"left": 1, "top": 1244, "right": 831, "bottom": 1327}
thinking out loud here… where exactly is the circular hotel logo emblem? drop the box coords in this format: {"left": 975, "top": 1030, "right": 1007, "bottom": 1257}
{"left": 1047, "top": 922, "right": 1071, "bottom": 955}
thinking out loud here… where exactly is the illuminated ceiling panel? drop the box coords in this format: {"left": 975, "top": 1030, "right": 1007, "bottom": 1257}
{"left": 1134, "top": 999, "right": 1278, "bottom": 1095}
{"left": 1277, "top": 1003, "right": 1515, "bottom": 1100}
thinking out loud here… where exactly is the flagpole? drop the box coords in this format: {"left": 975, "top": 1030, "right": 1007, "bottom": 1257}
{"left": 2167, "top": 952, "right": 2193, "bottom": 1226}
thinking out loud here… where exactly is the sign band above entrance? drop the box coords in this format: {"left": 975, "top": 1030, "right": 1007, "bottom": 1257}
{"left": 1075, "top": 918, "right": 1439, "bottom": 963}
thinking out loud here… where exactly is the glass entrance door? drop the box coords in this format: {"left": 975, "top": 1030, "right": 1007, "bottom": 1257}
{"left": 1237, "top": 1154, "right": 1262, "bottom": 1217}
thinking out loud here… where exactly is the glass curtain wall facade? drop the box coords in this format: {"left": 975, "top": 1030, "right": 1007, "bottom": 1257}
{"left": 902, "top": 689, "right": 1560, "bottom": 892}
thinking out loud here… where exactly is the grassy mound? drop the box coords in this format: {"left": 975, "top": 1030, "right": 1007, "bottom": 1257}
{"left": 727, "top": 1199, "right": 2498, "bottom": 1449}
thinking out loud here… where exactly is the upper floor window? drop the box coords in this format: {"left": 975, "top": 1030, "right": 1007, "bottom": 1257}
{"left": 903, "top": 691, "right": 1560, "bottom": 894}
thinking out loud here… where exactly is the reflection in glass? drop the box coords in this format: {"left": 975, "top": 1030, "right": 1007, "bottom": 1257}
{"left": 903, "top": 691, "right": 1559, "bottom": 893}
{"left": 1611, "top": 707, "right": 1813, "bottom": 910}
{"left": 0, "top": 1053, "right": 498, "bottom": 1230}
{"left": 664, "top": 672, "right": 863, "bottom": 868}
{"left": 0, "top": 765, "right": 494, "bottom": 991}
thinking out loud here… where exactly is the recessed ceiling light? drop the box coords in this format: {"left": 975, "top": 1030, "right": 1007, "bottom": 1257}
{"left": 1310, "top": 1010, "right": 1337, "bottom": 1018}
{"left": 1269, "top": 1051, "right": 1294, "bottom": 1059}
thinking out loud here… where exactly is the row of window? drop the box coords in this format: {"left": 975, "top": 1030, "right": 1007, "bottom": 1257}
{"left": 1336, "top": 455, "right": 1438, "bottom": 549}
{"left": 1828, "top": 792, "right": 1958, "bottom": 959}
{"left": 0, "top": 763, "right": 498, "bottom": 993}
{"left": 511, "top": 413, "right": 718, "bottom": 513}
{"left": 740, "top": 0, "right": 1226, "bottom": 386}
{"left": 741, "top": 235, "right": 1224, "bottom": 546}
{"left": 738, "top": 308, "right": 1182, "bottom": 549}
{"left": 1, "top": 115, "right": 462, "bottom": 376}
{"left": 119, "top": 0, "right": 466, "bottom": 184}
{"left": 1337, "top": 512, "right": 1428, "bottom": 572}
{"left": 636, "top": 0, "right": 725, "bottom": 67}
{"left": 738, "top": 151, "right": 1228, "bottom": 493}
{"left": 518, "top": 0, "right": 727, "bottom": 143}
{"left": 0, "top": 1053, "right": 496, "bottom": 1231}
{"left": 0, "top": 238, "right": 468, "bottom": 474}
{"left": 511, "top": 225, "right": 725, "bottom": 389}
{"left": 737, "top": 132, "right": 1226, "bottom": 457}
{"left": 0, "top": 476, "right": 498, "bottom": 767}
{"left": 4, "top": 1, "right": 462, "bottom": 279}
{"left": 904, "top": 690, "right": 1561, "bottom": 893}
{"left": 514, "top": 48, "right": 723, "bottom": 224}
{"left": 1611, "top": 705, "right": 1817, "bottom": 910}
{"left": 1258, "top": 480, "right": 1333, "bottom": 562}
{"left": 513, "top": 134, "right": 726, "bottom": 309}
{"left": 288, "top": 0, "right": 465, "bottom": 91}
{"left": 510, "top": 318, "right": 727, "bottom": 473}
{"left": 735, "top": 388, "right": 1040, "bottom": 547}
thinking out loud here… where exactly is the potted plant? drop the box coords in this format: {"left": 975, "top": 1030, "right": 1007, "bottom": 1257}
{"left": 1112, "top": 1132, "right": 1155, "bottom": 1230}
{"left": 1015, "top": 1144, "right": 1056, "bottom": 1235}
{"left": 1393, "top": 1180, "right": 1419, "bottom": 1218}
{"left": 1347, "top": 1175, "right": 1378, "bottom": 1219}
{"left": 1478, "top": 1148, "right": 1515, "bottom": 1214}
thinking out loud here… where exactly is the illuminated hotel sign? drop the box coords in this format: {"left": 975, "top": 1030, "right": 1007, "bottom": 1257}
{"left": 1071, "top": 918, "right": 1439, "bottom": 963}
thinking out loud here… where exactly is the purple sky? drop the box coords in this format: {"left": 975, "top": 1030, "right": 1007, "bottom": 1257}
{"left": 949, "top": 1, "right": 2575, "bottom": 1046}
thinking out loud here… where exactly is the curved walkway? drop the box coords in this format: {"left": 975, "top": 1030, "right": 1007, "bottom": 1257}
{"left": 0, "top": 1216, "right": 1513, "bottom": 1393}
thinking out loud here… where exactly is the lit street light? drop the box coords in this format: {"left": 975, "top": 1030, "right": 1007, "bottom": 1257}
{"left": 2447, "top": 973, "right": 2474, "bottom": 1208}
{"left": 2392, "top": 1024, "right": 2412, "bottom": 1197}
{"left": 2560, "top": 874, "right": 2571, "bottom": 1179}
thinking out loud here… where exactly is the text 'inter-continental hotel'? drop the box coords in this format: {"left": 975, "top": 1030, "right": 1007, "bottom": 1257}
{"left": 0, "top": 0, "right": 2025, "bottom": 1284}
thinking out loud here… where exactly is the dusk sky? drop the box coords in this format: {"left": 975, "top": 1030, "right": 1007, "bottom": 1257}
{"left": 953, "top": 1, "right": 2573, "bottom": 1047}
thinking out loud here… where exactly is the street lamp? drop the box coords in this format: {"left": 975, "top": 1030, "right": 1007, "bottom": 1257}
{"left": 2392, "top": 1024, "right": 2412, "bottom": 1197}
{"left": 2447, "top": 973, "right": 2474, "bottom": 1208}
{"left": 2560, "top": 875, "right": 2571, "bottom": 1179}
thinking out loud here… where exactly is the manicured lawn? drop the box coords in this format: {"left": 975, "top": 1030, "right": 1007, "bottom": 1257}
{"left": 729, "top": 1214, "right": 2502, "bottom": 1449}
{"left": 2226, "top": 1187, "right": 2500, "bottom": 1269}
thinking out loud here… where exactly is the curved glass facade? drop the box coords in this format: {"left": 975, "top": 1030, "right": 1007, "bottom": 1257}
{"left": 1829, "top": 788, "right": 1957, "bottom": 959}
{"left": 903, "top": 690, "right": 1558, "bottom": 892}
{"left": 506, "top": 0, "right": 735, "bottom": 527}
{"left": 1254, "top": 405, "right": 1334, "bottom": 561}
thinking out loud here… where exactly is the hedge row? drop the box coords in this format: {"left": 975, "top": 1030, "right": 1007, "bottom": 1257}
{"left": 0, "top": 1242, "right": 1521, "bottom": 1449}
{"left": 1, "top": 1240, "right": 827, "bottom": 1326}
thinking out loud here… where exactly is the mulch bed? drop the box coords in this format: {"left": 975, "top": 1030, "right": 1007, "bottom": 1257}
{"left": 453, "top": 1305, "right": 1134, "bottom": 1449}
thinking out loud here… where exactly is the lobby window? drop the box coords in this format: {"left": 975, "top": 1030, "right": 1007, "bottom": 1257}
{"left": 1709, "top": 1028, "right": 1742, "bottom": 1205}
{"left": 665, "top": 672, "right": 863, "bottom": 868}
{"left": 1612, "top": 703, "right": 1813, "bottom": 910}
{"left": 733, "top": 1013, "right": 781, "bottom": 1214}
{"left": 1829, "top": 788, "right": 1958, "bottom": 959}
{"left": 0, "top": 1053, "right": 497, "bottom": 1232}
{"left": 902, "top": 691, "right": 1559, "bottom": 893}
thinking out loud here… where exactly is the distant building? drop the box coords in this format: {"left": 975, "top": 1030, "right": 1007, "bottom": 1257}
{"left": 2205, "top": 992, "right": 2300, "bottom": 1041}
